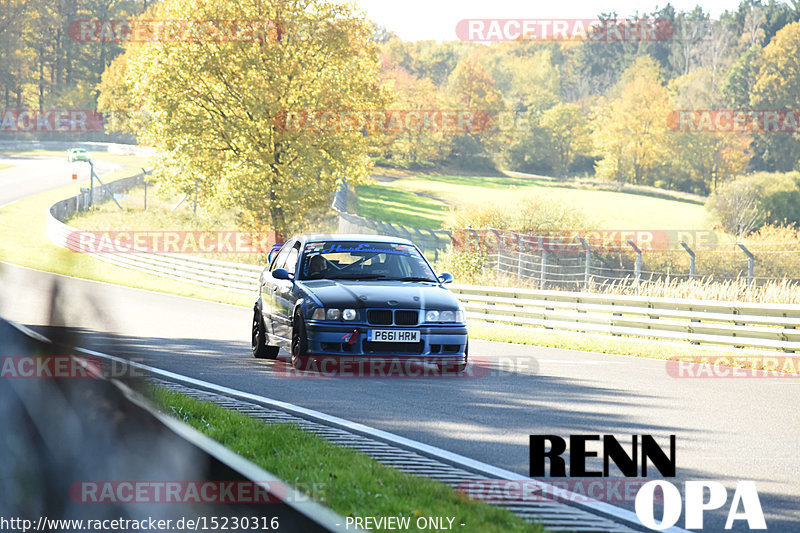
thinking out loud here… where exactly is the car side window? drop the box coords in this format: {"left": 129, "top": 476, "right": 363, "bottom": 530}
{"left": 283, "top": 243, "right": 301, "bottom": 275}
{"left": 271, "top": 245, "right": 292, "bottom": 271}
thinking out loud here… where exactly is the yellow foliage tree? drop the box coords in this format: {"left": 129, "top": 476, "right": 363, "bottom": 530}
{"left": 98, "top": 0, "right": 388, "bottom": 236}
{"left": 592, "top": 56, "right": 672, "bottom": 185}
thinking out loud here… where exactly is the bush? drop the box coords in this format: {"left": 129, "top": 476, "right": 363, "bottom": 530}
{"left": 706, "top": 171, "right": 800, "bottom": 235}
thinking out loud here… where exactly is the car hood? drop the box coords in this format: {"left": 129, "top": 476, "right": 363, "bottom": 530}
{"left": 300, "top": 280, "right": 459, "bottom": 310}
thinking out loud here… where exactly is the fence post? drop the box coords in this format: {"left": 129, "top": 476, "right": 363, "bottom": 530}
{"left": 491, "top": 229, "right": 504, "bottom": 279}
{"left": 540, "top": 236, "right": 548, "bottom": 290}
{"left": 577, "top": 236, "right": 591, "bottom": 290}
{"left": 515, "top": 232, "right": 523, "bottom": 284}
{"left": 142, "top": 169, "right": 149, "bottom": 210}
{"left": 627, "top": 239, "right": 642, "bottom": 291}
{"left": 680, "top": 241, "right": 695, "bottom": 280}
{"left": 737, "top": 243, "right": 755, "bottom": 286}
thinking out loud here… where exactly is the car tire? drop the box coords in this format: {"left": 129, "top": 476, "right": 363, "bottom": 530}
{"left": 252, "top": 309, "right": 279, "bottom": 359}
{"left": 437, "top": 340, "right": 468, "bottom": 374}
{"left": 291, "top": 311, "right": 313, "bottom": 370}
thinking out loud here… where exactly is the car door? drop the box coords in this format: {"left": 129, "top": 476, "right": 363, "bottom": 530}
{"left": 273, "top": 242, "right": 301, "bottom": 342}
{"left": 262, "top": 243, "right": 292, "bottom": 340}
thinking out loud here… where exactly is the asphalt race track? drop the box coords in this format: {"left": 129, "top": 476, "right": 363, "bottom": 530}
{"left": 1, "top": 156, "right": 798, "bottom": 532}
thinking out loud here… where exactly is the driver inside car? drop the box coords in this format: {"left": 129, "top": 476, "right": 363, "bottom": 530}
{"left": 308, "top": 254, "right": 327, "bottom": 278}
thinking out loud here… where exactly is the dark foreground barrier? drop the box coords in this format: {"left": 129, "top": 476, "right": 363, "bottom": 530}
{"left": 0, "top": 318, "right": 349, "bottom": 532}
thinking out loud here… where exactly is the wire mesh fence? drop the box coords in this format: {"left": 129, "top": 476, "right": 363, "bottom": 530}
{"left": 450, "top": 228, "right": 800, "bottom": 291}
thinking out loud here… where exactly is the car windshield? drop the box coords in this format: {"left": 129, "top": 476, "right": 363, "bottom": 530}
{"left": 299, "top": 241, "right": 438, "bottom": 282}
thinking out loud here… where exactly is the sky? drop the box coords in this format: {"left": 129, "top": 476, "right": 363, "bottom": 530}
{"left": 351, "top": 0, "right": 754, "bottom": 41}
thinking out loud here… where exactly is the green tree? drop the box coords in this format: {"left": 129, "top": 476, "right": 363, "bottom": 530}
{"left": 668, "top": 69, "right": 751, "bottom": 193}
{"left": 539, "top": 102, "right": 591, "bottom": 178}
{"left": 98, "top": 0, "right": 388, "bottom": 235}
{"left": 488, "top": 47, "right": 561, "bottom": 173}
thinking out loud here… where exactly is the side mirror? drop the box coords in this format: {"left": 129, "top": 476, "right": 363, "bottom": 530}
{"left": 438, "top": 272, "right": 454, "bottom": 284}
{"left": 272, "top": 268, "right": 294, "bottom": 281}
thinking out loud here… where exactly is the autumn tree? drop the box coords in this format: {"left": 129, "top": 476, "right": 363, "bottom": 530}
{"left": 98, "top": 0, "right": 388, "bottom": 235}
{"left": 592, "top": 56, "right": 672, "bottom": 185}
{"left": 446, "top": 55, "right": 504, "bottom": 168}
{"left": 375, "top": 63, "right": 451, "bottom": 166}
{"left": 751, "top": 20, "right": 800, "bottom": 171}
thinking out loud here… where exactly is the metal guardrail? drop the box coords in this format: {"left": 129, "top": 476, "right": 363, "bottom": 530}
{"left": 46, "top": 182, "right": 800, "bottom": 353}
{"left": 451, "top": 284, "right": 800, "bottom": 354}
{"left": 45, "top": 172, "right": 263, "bottom": 294}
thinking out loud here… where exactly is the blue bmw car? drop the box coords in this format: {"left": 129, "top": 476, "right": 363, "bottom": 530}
{"left": 252, "top": 234, "right": 469, "bottom": 372}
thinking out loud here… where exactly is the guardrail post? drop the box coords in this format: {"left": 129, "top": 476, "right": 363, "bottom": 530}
{"left": 627, "top": 239, "right": 642, "bottom": 291}
{"left": 577, "top": 237, "right": 591, "bottom": 290}
{"left": 680, "top": 241, "right": 695, "bottom": 280}
{"left": 737, "top": 243, "right": 755, "bottom": 286}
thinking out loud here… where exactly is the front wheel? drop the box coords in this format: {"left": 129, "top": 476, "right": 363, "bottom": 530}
{"left": 252, "top": 309, "right": 279, "bottom": 359}
{"left": 291, "top": 312, "right": 313, "bottom": 370}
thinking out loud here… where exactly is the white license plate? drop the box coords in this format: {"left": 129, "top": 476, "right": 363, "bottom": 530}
{"left": 369, "top": 330, "right": 420, "bottom": 343}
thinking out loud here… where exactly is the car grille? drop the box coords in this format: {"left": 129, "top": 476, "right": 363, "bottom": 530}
{"left": 366, "top": 309, "right": 419, "bottom": 326}
{"left": 394, "top": 310, "right": 419, "bottom": 326}
{"left": 367, "top": 310, "right": 393, "bottom": 325}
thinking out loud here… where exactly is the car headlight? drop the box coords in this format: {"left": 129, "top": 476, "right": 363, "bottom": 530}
{"left": 425, "top": 309, "right": 465, "bottom": 323}
{"left": 311, "top": 308, "right": 358, "bottom": 321}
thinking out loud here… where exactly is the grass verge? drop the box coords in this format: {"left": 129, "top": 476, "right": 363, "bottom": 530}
{"left": 358, "top": 170, "right": 709, "bottom": 230}
{"left": 150, "top": 386, "right": 545, "bottom": 533}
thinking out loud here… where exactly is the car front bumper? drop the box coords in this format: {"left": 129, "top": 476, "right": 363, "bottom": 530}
{"left": 305, "top": 322, "right": 468, "bottom": 362}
